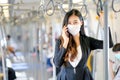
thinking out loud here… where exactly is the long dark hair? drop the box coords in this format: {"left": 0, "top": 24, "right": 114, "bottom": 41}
{"left": 112, "top": 43, "right": 120, "bottom": 52}
{"left": 59, "top": 9, "right": 85, "bottom": 62}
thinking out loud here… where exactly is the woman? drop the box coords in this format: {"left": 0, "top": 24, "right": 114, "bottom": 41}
{"left": 111, "top": 43, "right": 120, "bottom": 80}
{"left": 53, "top": 9, "right": 113, "bottom": 80}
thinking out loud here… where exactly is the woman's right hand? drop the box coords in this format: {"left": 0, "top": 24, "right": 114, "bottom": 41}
{"left": 62, "top": 26, "right": 69, "bottom": 48}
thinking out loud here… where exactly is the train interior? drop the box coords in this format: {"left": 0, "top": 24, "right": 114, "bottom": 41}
{"left": 0, "top": 0, "right": 120, "bottom": 80}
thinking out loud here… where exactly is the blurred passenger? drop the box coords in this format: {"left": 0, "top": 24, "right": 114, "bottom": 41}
{"left": 6, "top": 35, "right": 18, "bottom": 53}
{"left": 33, "top": 45, "right": 40, "bottom": 61}
{"left": 0, "top": 48, "right": 16, "bottom": 80}
{"left": 53, "top": 9, "right": 113, "bottom": 80}
{"left": 6, "top": 35, "right": 17, "bottom": 80}
{"left": 110, "top": 43, "right": 120, "bottom": 80}
{"left": 6, "top": 35, "right": 20, "bottom": 62}
{"left": 0, "top": 64, "right": 16, "bottom": 80}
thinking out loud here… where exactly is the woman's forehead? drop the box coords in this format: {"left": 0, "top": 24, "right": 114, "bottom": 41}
{"left": 68, "top": 15, "right": 80, "bottom": 22}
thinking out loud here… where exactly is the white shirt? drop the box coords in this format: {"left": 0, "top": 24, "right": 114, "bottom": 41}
{"left": 69, "top": 45, "right": 82, "bottom": 68}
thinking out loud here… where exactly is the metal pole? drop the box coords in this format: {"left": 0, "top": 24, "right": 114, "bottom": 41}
{"left": 1, "top": 47, "right": 7, "bottom": 80}
{"left": 103, "top": 0, "right": 109, "bottom": 80}
{"left": 0, "top": 26, "right": 8, "bottom": 80}
{"left": 69, "top": 0, "right": 73, "bottom": 11}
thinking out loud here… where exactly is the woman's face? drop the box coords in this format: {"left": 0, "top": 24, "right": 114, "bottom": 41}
{"left": 68, "top": 14, "right": 82, "bottom": 26}
{"left": 67, "top": 14, "right": 82, "bottom": 36}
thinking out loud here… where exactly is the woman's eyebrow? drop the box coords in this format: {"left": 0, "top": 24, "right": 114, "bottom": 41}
{"left": 73, "top": 20, "right": 78, "bottom": 21}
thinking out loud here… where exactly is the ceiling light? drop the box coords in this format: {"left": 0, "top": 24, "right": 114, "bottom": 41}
{"left": 73, "top": 0, "right": 82, "bottom": 3}
{"left": 0, "top": 0, "right": 8, "bottom": 3}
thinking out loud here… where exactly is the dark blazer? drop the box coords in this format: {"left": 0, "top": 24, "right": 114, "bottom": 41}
{"left": 53, "top": 30, "right": 113, "bottom": 80}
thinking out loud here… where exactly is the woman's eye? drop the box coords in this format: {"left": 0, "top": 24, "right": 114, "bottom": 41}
{"left": 68, "top": 23, "right": 71, "bottom": 25}
{"left": 74, "top": 22, "right": 78, "bottom": 24}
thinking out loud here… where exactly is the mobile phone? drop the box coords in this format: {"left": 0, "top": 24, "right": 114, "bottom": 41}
{"left": 64, "top": 24, "right": 70, "bottom": 37}
{"left": 66, "top": 31, "right": 69, "bottom": 37}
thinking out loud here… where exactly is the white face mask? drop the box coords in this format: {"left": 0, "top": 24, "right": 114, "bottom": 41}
{"left": 67, "top": 24, "right": 81, "bottom": 36}
{"left": 115, "top": 54, "right": 120, "bottom": 60}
